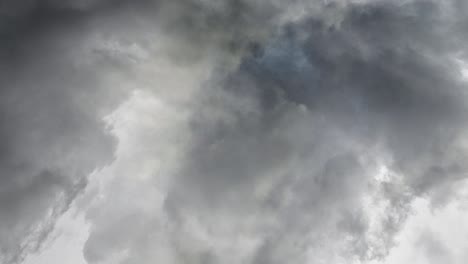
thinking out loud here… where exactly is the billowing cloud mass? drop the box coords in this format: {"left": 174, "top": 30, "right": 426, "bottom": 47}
{"left": 1, "top": 0, "right": 468, "bottom": 264}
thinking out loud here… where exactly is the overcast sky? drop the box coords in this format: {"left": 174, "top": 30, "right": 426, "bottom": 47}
{"left": 1, "top": 0, "right": 468, "bottom": 264}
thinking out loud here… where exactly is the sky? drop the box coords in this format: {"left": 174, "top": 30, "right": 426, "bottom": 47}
{"left": 1, "top": 0, "right": 468, "bottom": 263}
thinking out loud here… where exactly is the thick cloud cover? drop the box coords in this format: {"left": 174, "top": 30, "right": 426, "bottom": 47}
{"left": 1, "top": 0, "right": 468, "bottom": 264}
{"left": 0, "top": 1, "right": 131, "bottom": 262}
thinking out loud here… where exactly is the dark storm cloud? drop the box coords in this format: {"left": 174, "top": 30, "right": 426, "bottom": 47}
{"left": 0, "top": 1, "right": 134, "bottom": 263}
{"left": 161, "top": 0, "right": 468, "bottom": 262}
{"left": 0, "top": 0, "right": 289, "bottom": 262}
{"left": 3, "top": 0, "right": 468, "bottom": 264}
{"left": 82, "top": 0, "right": 468, "bottom": 262}
{"left": 277, "top": 1, "right": 468, "bottom": 196}
{"left": 0, "top": 0, "right": 290, "bottom": 262}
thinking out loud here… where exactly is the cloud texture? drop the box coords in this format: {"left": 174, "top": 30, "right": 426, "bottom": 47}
{"left": 1, "top": 0, "right": 468, "bottom": 264}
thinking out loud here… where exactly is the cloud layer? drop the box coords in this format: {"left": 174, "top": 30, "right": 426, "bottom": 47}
{"left": 1, "top": 0, "right": 468, "bottom": 264}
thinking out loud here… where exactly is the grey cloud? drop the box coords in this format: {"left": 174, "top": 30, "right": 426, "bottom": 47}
{"left": 2, "top": 0, "right": 468, "bottom": 264}
{"left": 0, "top": 1, "right": 134, "bottom": 262}
{"left": 240, "top": 0, "right": 468, "bottom": 194}
{"left": 81, "top": 0, "right": 468, "bottom": 262}
{"left": 417, "top": 230, "right": 454, "bottom": 264}
{"left": 161, "top": 0, "right": 468, "bottom": 262}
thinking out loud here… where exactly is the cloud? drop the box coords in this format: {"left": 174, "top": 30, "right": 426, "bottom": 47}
{"left": 80, "top": 0, "right": 468, "bottom": 263}
{"left": 0, "top": 1, "right": 134, "bottom": 262}
{"left": 1, "top": 0, "right": 468, "bottom": 264}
